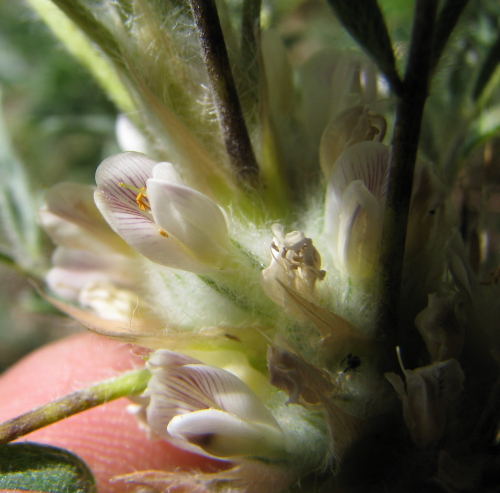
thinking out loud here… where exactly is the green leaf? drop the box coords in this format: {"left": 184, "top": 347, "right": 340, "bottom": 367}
{"left": 0, "top": 442, "right": 96, "bottom": 493}
{"left": 325, "top": 0, "right": 402, "bottom": 95}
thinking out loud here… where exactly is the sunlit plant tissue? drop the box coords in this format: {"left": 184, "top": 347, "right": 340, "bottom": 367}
{"left": 9, "top": 0, "right": 500, "bottom": 491}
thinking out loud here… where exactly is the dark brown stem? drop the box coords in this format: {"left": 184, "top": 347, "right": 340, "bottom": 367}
{"left": 188, "top": 0, "right": 260, "bottom": 186}
{"left": 376, "top": 0, "right": 438, "bottom": 363}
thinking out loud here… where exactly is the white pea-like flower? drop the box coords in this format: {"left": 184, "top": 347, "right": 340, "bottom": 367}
{"left": 144, "top": 350, "right": 287, "bottom": 460}
{"left": 94, "top": 152, "right": 232, "bottom": 273}
{"left": 37, "top": 182, "right": 139, "bottom": 304}
{"left": 324, "top": 141, "right": 391, "bottom": 278}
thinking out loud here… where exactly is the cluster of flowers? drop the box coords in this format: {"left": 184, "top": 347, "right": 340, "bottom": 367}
{"left": 38, "top": 109, "right": 478, "bottom": 490}
{"left": 30, "top": 0, "right": 500, "bottom": 490}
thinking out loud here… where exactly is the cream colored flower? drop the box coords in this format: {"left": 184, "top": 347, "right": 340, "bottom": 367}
{"left": 95, "top": 152, "right": 232, "bottom": 273}
{"left": 324, "top": 141, "right": 391, "bottom": 278}
{"left": 144, "top": 350, "right": 287, "bottom": 460}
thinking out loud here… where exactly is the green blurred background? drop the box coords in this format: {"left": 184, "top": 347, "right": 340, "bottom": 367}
{"left": 0, "top": 0, "right": 120, "bottom": 372}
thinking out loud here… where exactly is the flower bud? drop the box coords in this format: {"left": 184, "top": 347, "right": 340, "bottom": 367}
{"left": 260, "top": 224, "right": 325, "bottom": 312}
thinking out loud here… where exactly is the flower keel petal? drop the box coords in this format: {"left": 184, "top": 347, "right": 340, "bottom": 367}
{"left": 168, "top": 409, "right": 286, "bottom": 459}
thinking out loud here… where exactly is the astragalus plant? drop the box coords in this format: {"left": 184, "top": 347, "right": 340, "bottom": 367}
{"left": 2, "top": 0, "right": 500, "bottom": 491}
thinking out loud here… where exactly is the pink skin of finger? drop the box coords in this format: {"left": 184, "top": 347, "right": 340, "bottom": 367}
{"left": 0, "top": 332, "right": 222, "bottom": 493}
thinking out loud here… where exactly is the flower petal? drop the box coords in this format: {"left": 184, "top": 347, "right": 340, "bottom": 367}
{"left": 35, "top": 282, "right": 158, "bottom": 342}
{"left": 46, "top": 266, "right": 115, "bottom": 302}
{"left": 150, "top": 165, "right": 228, "bottom": 243}
{"left": 38, "top": 182, "right": 130, "bottom": 255}
{"left": 95, "top": 154, "right": 212, "bottom": 273}
{"left": 96, "top": 151, "right": 157, "bottom": 201}
{"left": 151, "top": 161, "right": 184, "bottom": 185}
{"left": 148, "top": 351, "right": 200, "bottom": 367}
{"left": 46, "top": 247, "right": 137, "bottom": 301}
{"left": 115, "top": 114, "right": 148, "bottom": 153}
{"left": 145, "top": 350, "right": 285, "bottom": 460}
{"left": 337, "top": 180, "right": 383, "bottom": 277}
{"left": 327, "top": 141, "right": 391, "bottom": 201}
{"left": 146, "top": 352, "right": 281, "bottom": 429}
{"left": 325, "top": 141, "right": 390, "bottom": 277}
{"left": 78, "top": 281, "right": 146, "bottom": 322}
{"left": 168, "top": 408, "right": 286, "bottom": 459}
{"left": 94, "top": 153, "right": 159, "bottom": 247}
{"left": 147, "top": 173, "right": 230, "bottom": 266}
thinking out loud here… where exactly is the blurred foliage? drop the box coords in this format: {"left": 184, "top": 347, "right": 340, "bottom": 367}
{"left": 0, "top": 0, "right": 119, "bottom": 186}
{"left": 0, "top": 0, "right": 120, "bottom": 372}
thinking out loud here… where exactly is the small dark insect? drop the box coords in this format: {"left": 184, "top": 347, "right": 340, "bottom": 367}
{"left": 340, "top": 353, "right": 361, "bottom": 373}
{"left": 224, "top": 333, "right": 241, "bottom": 342}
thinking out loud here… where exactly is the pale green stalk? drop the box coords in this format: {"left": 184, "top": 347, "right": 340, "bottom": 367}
{"left": 26, "top": 0, "right": 135, "bottom": 115}
{"left": 0, "top": 368, "right": 150, "bottom": 445}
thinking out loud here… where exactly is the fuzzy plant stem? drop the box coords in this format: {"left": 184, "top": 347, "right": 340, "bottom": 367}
{"left": 376, "top": 0, "right": 438, "bottom": 364}
{"left": 188, "top": 0, "right": 260, "bottom": 187}
{"left": 0, "top": 367, "right": 151, "bottom": 445}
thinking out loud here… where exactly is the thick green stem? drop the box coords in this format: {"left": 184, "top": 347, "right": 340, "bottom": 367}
{"left": 376, "top": 0, "right": 438, "bottom": 363}
{"left": 0, "top": 368, "right": 150, "bottom": 446}
{"left": 188, "top": 0, "right": 260, "bottom": 187}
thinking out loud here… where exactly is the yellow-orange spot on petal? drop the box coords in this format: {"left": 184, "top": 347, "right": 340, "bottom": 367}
{"left": 118, "top": 182, "right": 150, "bottom": 211}
{"left": 158, "top": 229, "right": 169, "bottom": 237}
{"left": 135, "top": 187, "right": 150, "bottom": 211}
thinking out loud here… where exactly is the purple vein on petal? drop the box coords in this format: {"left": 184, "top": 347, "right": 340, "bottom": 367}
{"left": 96, "top": 152, "right": 157, "bottom": 215}
{"left": 330, "top": 142, "right": 390, "bottom": 206}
